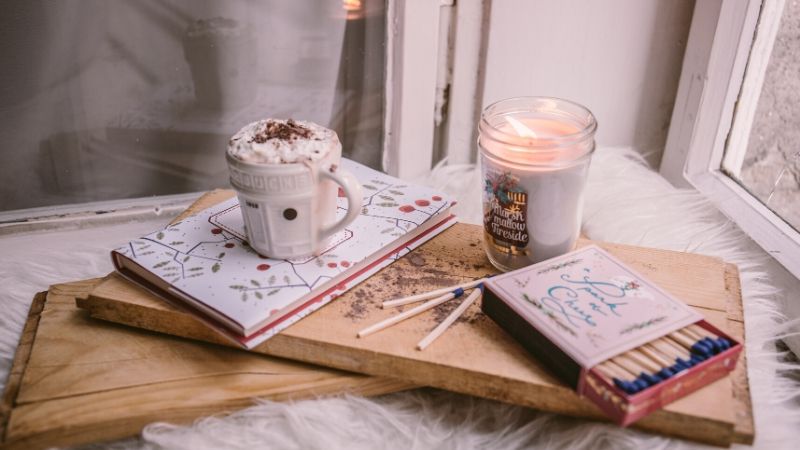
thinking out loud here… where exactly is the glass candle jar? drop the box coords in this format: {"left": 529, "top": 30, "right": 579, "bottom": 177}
{"left": 479, "top": 96, "right": 597, "bottom": 271}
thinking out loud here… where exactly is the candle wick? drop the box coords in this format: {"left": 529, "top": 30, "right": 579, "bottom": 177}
{"left": 506, "top": 116, "right": 538, "bottom": 138}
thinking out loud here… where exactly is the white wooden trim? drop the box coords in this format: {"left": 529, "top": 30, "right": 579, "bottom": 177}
{"left": 0, "top": 192, "right": 196, "bottom": 234}
{"left": 382, "top": 0, "right": 445, "bottom": 179}
{"left": 661, "top": 0, "right": 800, "bottom": 278}
{"left": 442, "top": 0, "right": 488, "bottom": 165}
{"left": 660, "top": 0, "right": 724, "bottom": 187}
{"left": 722, "top": 0, "right": 786, "bottom": 177}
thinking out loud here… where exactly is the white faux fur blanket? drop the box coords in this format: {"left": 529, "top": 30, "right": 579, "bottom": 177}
{"left": 1, "top": 147, "right": 799, "bottom": 449}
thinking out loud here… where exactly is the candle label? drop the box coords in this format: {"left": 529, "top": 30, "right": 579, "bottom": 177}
{"left": 483, "top": 169, "right": 530, "bottom": 253}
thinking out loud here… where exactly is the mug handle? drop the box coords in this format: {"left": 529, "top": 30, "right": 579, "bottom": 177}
{"left": 318, "top": 165, "right": 363, "bottom": 241}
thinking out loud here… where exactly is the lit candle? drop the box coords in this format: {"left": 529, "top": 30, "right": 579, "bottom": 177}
{"left": 479, "top": 97, "right": 597, "bottom": 271}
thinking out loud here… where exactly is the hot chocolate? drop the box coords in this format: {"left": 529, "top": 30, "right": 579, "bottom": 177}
{"left": 225, "top": 118, "right": 361, "bottom": 259}
{"left": 227, "top": 119, "right": 337, "bottom": 165}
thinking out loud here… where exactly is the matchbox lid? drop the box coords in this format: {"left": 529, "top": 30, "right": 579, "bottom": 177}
{"left": 483, "top": 245, "right": 702, "bottom": 369}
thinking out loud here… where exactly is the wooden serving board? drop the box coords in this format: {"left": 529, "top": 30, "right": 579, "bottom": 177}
{"left": 0, "top": 283, "right": 411, "bottom": 449}
{"left": 79, "top": 190, "right": 755, "bottom": 446}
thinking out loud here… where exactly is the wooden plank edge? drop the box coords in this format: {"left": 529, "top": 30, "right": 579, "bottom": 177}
{"left": 724, "top": 263, "right": 754, "bottom": 445}
{"left": 258, "top": 334, "right": 735, "bottom": 447}
{"left": 0, "top": 291, "right": 47, "bottom": 445}
{"left": 3, "top": 370, "right": 412, "bottom": 450}
{"left": 75, "top": 292, "right": 418, "bottom": 389}
{"left": 80, "top": 293, "right": 734, "bottom": 446}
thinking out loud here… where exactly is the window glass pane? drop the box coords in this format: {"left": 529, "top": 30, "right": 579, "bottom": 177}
{"left": 0, "top": 0, "right": 385, "bottom": 212}
{"left": 724, "top": 0, "right": 799, "bottom": 231}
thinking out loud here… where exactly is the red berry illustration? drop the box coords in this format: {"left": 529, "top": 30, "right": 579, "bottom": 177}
{"left": 340, "top": 261, "right": 351, "bottom": 268}
{"left": 211, "top": 228, "right": 223, "bottom": 234}
{"left": 327, "top": 262, "right": 338, "bottom": 268}
{"left": 225, "top": 243, "right": 235, "bottom": 248}
{"left": 257, "top": 264, "right": 270, "bottom": 271}
{"left": 432, "top": 195, "right": 442, "bottom": 201}
{"left": 414, "top": 199, "right": 430, "bottom": 207}
{"left": 399, "top": 205, "right": 415, "bottom": 213}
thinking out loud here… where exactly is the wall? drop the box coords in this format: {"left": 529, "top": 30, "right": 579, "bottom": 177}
{"left": 482, "top": 0, "right": 695, "bottom": 167}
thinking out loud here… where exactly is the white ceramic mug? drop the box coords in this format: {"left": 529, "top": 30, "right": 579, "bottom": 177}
{"left": 226, "top": 146, "right": 362, "bottom": 259}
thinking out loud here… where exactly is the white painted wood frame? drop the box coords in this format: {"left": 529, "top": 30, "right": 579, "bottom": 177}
{"left": 382, "top": 0, "right": 447, "bottom": 179}
{"left": 442, "top": 0, "right": 489, "bottom": 165}
{"left": 660, "top": 0, "right": 800, "bottom": 278}
{"left": 721, "top": 0, "right": 786, "bottom": 177}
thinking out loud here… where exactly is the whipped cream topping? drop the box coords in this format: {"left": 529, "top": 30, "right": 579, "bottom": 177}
{"left": 227, "top": 119, "right": 337, "bottom": 164}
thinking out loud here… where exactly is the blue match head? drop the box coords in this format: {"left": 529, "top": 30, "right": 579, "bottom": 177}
{"left": 656, "top": 368, "right": 674, "bottom": 379}
{"left": 614, "top": 378, "right": 636, "bottom": 395}
{"left": 717, "top": 337, "right": 732, "bottom": 350}
{"left": 677, "top": 357, "right": 694, "bottom": 368}
{"left": 478, "top": 283, "right": 485, "bottom": 292}
{"left": 689, "top": 354, "right": 706, "bottom": 366}
{"left": 690, "top": 342, "right": 712, "bottom": 358}
{"left": 702, "top": 337, "right": 720, "bottom": 354}
{"left": 452, "top": 287, "right": 465, "bottom": 297}
{"left": 633, "top": 377, "right": 650, "bottom": 391}
{"left": 640, "top": 372, "right": 661, "bottom": 385}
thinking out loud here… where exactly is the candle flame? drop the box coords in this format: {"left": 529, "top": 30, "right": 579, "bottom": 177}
{"left": 506, "top": 116, "right": 538, "bottom": 138}
{"left": 342, "top": 0, "right": 363, "bottom": 19}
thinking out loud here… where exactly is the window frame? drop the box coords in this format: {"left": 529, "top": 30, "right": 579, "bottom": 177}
{"left": 1, "top": 0, "right": 450, "bottom": 227}
{"left": 660, "top": 0, "right": 800, "bottom": 278}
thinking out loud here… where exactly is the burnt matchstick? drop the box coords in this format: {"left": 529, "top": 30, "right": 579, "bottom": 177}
{"left": 358, "top": 288, "right": 468, "bottom": 338}
{"left": 416, "top": 285, "right": 483, "bottom": 350}
{"left": 381, "top": 278, "right": 486, "bottom": 309}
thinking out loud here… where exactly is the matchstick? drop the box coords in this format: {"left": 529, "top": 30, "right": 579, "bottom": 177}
{"left": 625, "top": 349, "right": 661, "bottom": 373}
{"left": 683, "top": 326, "right": 703, "bottom": 341}
{"left": 600, "top": 360, "right": 634, "bottom": 380}
{"left": 688, "top": 323, "right": 713, "bottom": 339}
{"left": 416, "top": 286, "right": 483, "bottom": 350}
{"left": 688, "top": 323, "right": 732, "bottom": 352}
{"left": 659, "top": 336, "right": 691, "bottom": 358}
{"left": 650, "top": 340, "right": 685, "bottom": 363}
{"left": 613, "top": 354, "right": 648, "bottom": 375}
{"left": 382, "top": 278, "right": 486, "bottom": 309}
{"left": 670, "top": 331, "right": 715, "bottom": 358}
{"left": 358, "top": 289, "right": 462, "bottom": 338}
{"left": 594, "top": 364, "right": 621, "bottom": 381}
{"left": 671, "top": 330, "right": 702, "bottom": 350}
{"left": 639, "top": 345, "right": 673, "bottom": 368}
{"left": 605, "top": 359, "right": 637, "bottom": 379}
{"left": 603, "top": 359, "right": 650, "bottom": 393}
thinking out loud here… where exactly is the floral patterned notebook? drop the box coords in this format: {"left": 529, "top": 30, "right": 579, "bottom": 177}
{"left": 112, "top": 159, "right": 456, "bottom": 349}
